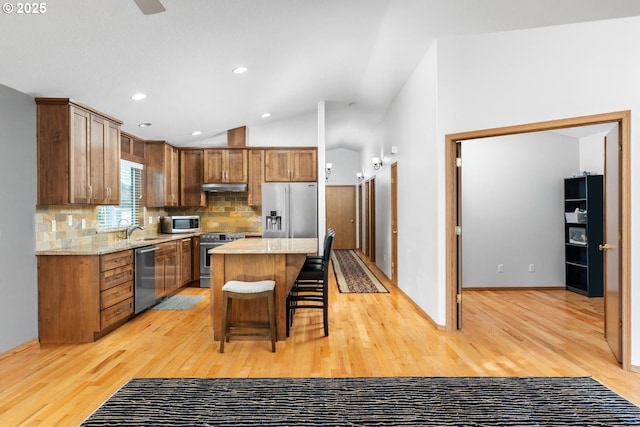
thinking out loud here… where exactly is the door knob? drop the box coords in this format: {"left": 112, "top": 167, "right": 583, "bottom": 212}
{"left": 599, "top": 244, "right": 613, "bottom": 252}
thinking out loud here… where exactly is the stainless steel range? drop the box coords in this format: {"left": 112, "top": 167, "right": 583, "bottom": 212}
{"left": 199, "top": 232, "right": 245, "bottom": 288}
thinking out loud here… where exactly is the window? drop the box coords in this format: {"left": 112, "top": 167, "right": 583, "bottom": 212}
{"left": 98, "top": 160, "right": 144, "bottom": 230}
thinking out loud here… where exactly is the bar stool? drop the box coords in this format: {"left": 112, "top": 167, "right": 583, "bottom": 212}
{"left": 219, "top": 279, "right": 276, "bottom": 353}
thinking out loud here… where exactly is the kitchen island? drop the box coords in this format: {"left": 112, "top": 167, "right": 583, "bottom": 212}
{"left": 210, "top": 238, "right": 317, "bottom": 342}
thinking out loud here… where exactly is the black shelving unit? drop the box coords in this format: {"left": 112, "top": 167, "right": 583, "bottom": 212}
{"left": 564, "top": 175, "right": 603, "bottom": 297}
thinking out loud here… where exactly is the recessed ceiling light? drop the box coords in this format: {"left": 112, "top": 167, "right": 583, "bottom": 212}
{"left": 232, "top": 66, "right": 248, "bottom": 74}
{"left": 191, "top": 130, "right": 202, "bottom": 136}
{"left": 261, "top": 112, "right": 271, "bottom": 118}
{"left": 138, "top": 123, "right": 152, "bottom": 128}
{"left": 131, "top": 93, "right": 147, "bottom": 101}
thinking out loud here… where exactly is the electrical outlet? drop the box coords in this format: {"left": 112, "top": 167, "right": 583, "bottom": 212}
{"left": 81, "top": 219, "right": 86, "bottom": 229}
{"left": 68, "top": 215, "right": 73, "bottom": 226}
{"left": 149, "top": 216, "right": 153, "bottom": 224}
{"left": 498, "top": 264, "right": 504, "bottom": 273}
{"left": 52, "top": 220, "right": 56, "bottom": 232}
{"left": 529, "top": 264, "right": 535, "bottom": 272}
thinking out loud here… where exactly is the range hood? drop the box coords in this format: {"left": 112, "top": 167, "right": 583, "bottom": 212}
{"left": 202, "top": 183, "right": 247, "bottom": 192}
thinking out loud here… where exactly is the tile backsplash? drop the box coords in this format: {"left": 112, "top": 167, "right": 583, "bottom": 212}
{"left": 167, "top": 192, "right": 262, "bottom": 233}
{"left": 35, "top": 191, "right": 262, "bottom": 251}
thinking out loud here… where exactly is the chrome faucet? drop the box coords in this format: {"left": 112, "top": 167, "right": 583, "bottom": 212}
{"left": 127, "top": 224, "right": 145, "bottom": 240}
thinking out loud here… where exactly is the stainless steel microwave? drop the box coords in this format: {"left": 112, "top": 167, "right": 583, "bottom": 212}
{"left": 160, "top": 216, "right": 200, "bottom": 234}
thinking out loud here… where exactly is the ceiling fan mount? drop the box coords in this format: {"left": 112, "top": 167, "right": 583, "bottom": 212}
{"left": 134, "top": 0, "right": 166, "bottom": 15}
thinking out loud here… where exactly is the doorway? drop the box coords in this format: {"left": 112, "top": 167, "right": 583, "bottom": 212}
{"left": 326, "top": 185, "right": 356, "bottom": 249}
{"left": 445, "top": 111, "right": 631, "bottom": 370}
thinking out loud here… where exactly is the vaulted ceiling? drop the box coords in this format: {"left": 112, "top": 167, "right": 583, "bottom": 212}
{"left": 2, "top": 0, "right": 640, "bottom": 150}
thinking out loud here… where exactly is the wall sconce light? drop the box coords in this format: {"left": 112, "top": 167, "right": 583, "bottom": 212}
{"left": 372, "top": 157, "right": 382, "bottom": 170}
{"left": 356, "top": 172, "right": 363, "bottom": 182}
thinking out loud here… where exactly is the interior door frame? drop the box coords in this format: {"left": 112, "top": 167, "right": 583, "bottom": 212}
{"left": 391, "top": 162, "right": 398, "bottom": 286}
{"left": 445, "top": 111, "right": 631, "bottom": 370}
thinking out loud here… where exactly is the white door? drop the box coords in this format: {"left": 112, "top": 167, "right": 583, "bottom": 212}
{"left": 603, "top": 125, "right": 622, "bottom": 362}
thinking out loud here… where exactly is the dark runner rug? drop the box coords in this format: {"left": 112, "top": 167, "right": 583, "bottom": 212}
{"left": 80, "top": 376, "right": 640, "bottom": 426}
{"left": 332, "top": 249, "right": 388, "bottom": 293}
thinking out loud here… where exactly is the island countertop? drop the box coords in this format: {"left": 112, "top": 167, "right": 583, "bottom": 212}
{"left": 210, "top": 238, "right": 317, "bottom": 255}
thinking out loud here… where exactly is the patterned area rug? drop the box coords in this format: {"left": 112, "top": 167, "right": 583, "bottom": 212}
{"left": 332, "top": 249, "right": 388, "bottom": 293}
{"left": 150, "top": 295, "right": 204, "bottom": 310}
{"left": 81, "top": 377, "right": 640, "bottom": 426}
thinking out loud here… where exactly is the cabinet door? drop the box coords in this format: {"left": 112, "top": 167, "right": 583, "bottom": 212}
{"left": 164, "top": 145, "right": 179, "bottom": 206}
{"left": 70, "top": 107, "right": 90, "bottom": 204}
{"left": 290, "top": 149, "right": 317, "bottom": 181}
{"left": 165, "top": 245, "right": 179, "bottom": 291}
{"left": 264, "top": 150, "right": 291, "bottom": 182}
{"left": 89, "top": 114, "right": 108, "bottom": 204}
{"left": 180, "top": 150, "right": 206, "bottom": 207}
{"left": 181, "top": 239, "right": 192, "bottom": 285}
{"left": 203, "top": 149, "right": 224, "bottom": 183}
{"left": 248, "top": 149, "right": 264, "bottom": 206}
{"left": 155, "top": 253, "right": 167, "bottom": 298}
{"left": 225, "top": 149, "right": 248, "bottom": 183}
{"left": 103, "top": 121, "right": 121, "bottom": 204}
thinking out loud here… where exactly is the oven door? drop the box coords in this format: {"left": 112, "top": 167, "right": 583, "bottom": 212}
{"left": 199, "top": 241, "right": 224, "bottom": 287}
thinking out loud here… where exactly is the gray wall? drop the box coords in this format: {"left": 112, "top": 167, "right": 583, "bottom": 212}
{"left": 0, "top": 85, "right": 37, "bottom": 352}
{"left": 461, "top": 132, "right": 579, "bottom": 288}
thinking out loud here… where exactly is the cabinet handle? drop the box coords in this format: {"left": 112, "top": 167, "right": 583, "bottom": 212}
{"left": 88, "top": 185, "right": 92, "bottom": 198}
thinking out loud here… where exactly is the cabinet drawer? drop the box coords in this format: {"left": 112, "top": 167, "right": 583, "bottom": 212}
{"left": 101, "top": 264, "right": 133, "bottom": 291}
{"left": 101, "top": 297, "right": 133, "bottom": 329}
{"left": 101, "top": 250, "right": 133, "bottom": 271}
{"left": 101, "top": 280, "right": 133, "bottom": 309}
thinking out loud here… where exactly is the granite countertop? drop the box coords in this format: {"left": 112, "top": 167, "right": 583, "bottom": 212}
{"left": 35, "top": 232, "right": 201, "bottom": 256}
{"left": 210, "top": 238, "right": 317, "bottom": 255}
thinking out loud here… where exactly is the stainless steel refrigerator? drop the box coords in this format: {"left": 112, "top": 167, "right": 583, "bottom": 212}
{"left": 261, "top": 182, "right": 318, "bottom": 238}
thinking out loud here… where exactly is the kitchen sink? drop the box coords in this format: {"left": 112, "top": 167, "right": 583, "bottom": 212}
{"left": 135, "top": 237, "right": 162, "bottom": 241}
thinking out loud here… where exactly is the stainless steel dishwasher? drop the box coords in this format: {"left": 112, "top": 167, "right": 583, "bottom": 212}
{"left": 134, "top": 245, "right": 159, "bottom": 314}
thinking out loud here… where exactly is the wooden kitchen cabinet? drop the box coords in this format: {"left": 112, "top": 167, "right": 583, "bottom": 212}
{"left": 192, "top": 236, "right": 200, "bottom": 282}
{"left": 248, "top": 149, "right": 264, "bottom": 206}
{"left": 121, "top": 131, "right": 145, "bottom": 164}
{"left": 155, "top": 241, "right": 179, "bottom": 297}
{"left": 36, "top": 98, "right": 122, "bottom": 205}
{"left": 38, "top": 250, "right": 134, "bottom": 343}
{"left": 264, "top": 148, "right": 317, "bottom": 182}
{"left": 203, "top": 148, "right": 248, "bottom": 183}
{"left": 180, "top": 149, "right": 206, "bottom": 207}
{"left": 146, "top": 141, "right": 179, "bottom": 207}
{"left": 180, "top": 238, "right": 193, "bottom": 286}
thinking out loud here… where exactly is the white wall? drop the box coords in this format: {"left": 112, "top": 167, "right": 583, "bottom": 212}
{"left": 370, "top": 41, "right": 441, "bottom": 315}
{"left": 437, "top": 16, "right": 640, "bottom": 365}
{"left": 579, "top": 132, "right": 607, "bottom": 175}
{"left": 461, "top": 132, "right": 579, "bottom": 288}
{"left": 326, "top": 148, "right": 361, "bottom": 185}
{"left": 248, "top": 110, "right": 318, "bottom": 147}
{"left": 0, "top": 85, "right": 37, "bottom": 352}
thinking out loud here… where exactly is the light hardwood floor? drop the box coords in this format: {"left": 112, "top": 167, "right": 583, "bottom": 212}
{"left": 1, "top": 258, "right": 638, "bottom": 426}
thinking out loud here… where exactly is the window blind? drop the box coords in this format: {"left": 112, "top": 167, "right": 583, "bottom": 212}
{"left": 98, "top": 160, "right": 144, "bottom": 230}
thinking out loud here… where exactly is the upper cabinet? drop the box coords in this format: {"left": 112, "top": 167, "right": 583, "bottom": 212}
{"left": 203, "top": 149, "right": 248, "bottom": 183}
{"left": 248, "top": 149, "right": 264, "bottom": 206}
{"left": 180, "top": 149, "right": 206, "bottom": 207}
{"left": 146, "top": 141, "right": 179, "bottom": 207}
{"left": 264, "top": 148, "right": 317, "bottom": 182}
{"left": 36, "top": 98, "right": 122, "bottom": 205}
{"left": 120, "top": 132, "right": 145, "bottom": 164}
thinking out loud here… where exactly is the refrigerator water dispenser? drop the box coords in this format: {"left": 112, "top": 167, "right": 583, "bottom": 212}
{"left": 266, "top": 211, "right": 282, "bottom": 232}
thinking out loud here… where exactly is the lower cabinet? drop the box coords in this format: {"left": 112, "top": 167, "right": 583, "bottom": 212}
{"left": 180, "top": 238, "right": 193, "bottom": 286}
{"left": 155, "top": 241, "right": 179, "bottom": 297}
{"left": 38, "top": 250, "right": 134, "bottom": 343}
